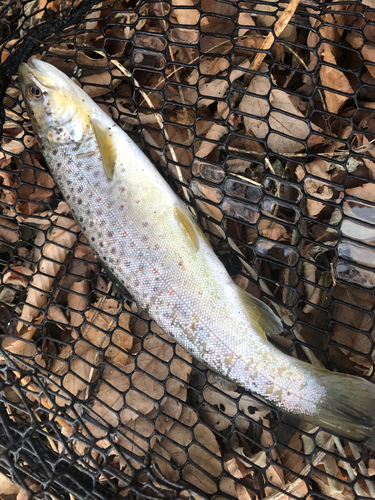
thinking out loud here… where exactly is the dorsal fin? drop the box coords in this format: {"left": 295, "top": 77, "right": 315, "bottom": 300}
{"left": 235, "top": 284, "right": 283, "bottom": 339}
{"left": 174, "top": 206, "right": 200, "bottom": 251}
{"left": 91, "top": 119, "right": 116, "bottom": 179}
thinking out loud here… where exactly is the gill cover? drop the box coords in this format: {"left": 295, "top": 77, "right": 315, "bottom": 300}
{"left": 18, "top": 58, "right": 91, "bottom": 142}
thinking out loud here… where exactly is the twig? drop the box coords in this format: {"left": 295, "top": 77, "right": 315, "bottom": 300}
{"left": 280, "top": 42, "right": 331, "bottom": 134}
{"left": 226, "top": 144, "right": 375, "bottom": 158}
{"left": 34, "top": 413, "right": 76, "bottom": 500}
{"left": 348, "top": 441, "right": 375, "bottom": 498}
{"left": 250, "top": 0, "right": 301, "bottom": 73}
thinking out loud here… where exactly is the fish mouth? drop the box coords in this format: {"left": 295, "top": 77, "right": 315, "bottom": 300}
{"left": 29, "top": 58, "right": 39, "bottom": 70}
{"left": 18, "top": 62, "right": 32, "bottom": 83}
{"left": 18, "top": 58, "right": 55, "bottom": 89}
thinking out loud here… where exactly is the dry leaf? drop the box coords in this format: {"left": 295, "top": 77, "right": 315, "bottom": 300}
{"left": 235, "top": 483, "right": 253, "bottom": 500}
{"left": 0, "top": 217, "right": 19, "bottom": 244}
{"left": 15, "top": 217, "right": 79, "bottom": 335}
{"left": 171, "top": 0, "right": 200, "bottom": 25}
{"left": 182, "top": 464, "right": 218, "bottom": 494}
{"left": 0, "top": 472, "right": 20, "bottom": 495}
{"left": 346, "top": 183, "right": 375, "bottom": 203}
{"left": 239, "top": 71, "right": 311, "bottom": 154}
{"left": 80, "top": 69, "right": 123, "bottom": 98}
{"left": 198, "top": 58, "right": 252, "bottom": 107}
{"left": 226, "top": 456, "right": 253, "bottom": 479}
{"left": 17, "top": 489, "right": 29, "bottom": 500}
{"left": 68, "top": 279, "right": 90, "bottom": 327}
{"left": 61, "top": 340, "right": 100, "bottom": 397}
{"left": 320, "top": 44, "right": 353, "bottom": 114}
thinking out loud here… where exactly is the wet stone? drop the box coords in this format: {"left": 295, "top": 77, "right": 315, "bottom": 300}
{"left": 255, "top": 239, "right": 299, "bottom": 266}
{"left": 224, "top": 179, "right": 262, "bottom": 204}
{"left": 221, "top": 197, "right": 259, "bottom": 224}
{"left": 263, "top": 176, "right": 303, "bottom": 203}
{"left": 337, "top": 240, "right": 375, "bottom": 269}
{"left": 261, "top": 197, "right": 300, "bottom": 225}
{"left": 335, "top": 259, "right": 375, "bottom": 289}
{"left": 340, "top": 219, "right": 375, "bottom": 247}
{"left": 342, "top": 198, "right": 375, "bottom": 226}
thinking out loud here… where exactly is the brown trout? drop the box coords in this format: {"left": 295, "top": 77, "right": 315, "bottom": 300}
{"left": 18, "top": 58, "right": 375, "bottom": 441}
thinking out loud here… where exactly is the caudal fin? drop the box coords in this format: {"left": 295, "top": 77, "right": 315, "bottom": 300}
{"left": 302, "top": 369, "right": 375, "bottom": 442}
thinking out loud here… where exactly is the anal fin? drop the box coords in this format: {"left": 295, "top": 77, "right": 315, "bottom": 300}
{"left": 235, "top": 284, "right": 283, "bottom": 339}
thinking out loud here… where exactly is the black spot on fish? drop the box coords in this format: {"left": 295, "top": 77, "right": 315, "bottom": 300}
{"left": 52, "top": 149, "right": 57, "bottom": 155}
{"left": 57, "top": 163, "right": 62, "bottom": 168}
{"left": 91, "top": 237, "right": 95, "bottom": 242}
{"left": 77, "top": 199, "right": 82, "bottom": 205}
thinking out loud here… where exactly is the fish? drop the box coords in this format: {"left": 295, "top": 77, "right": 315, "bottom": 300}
{"left": 18, "top": 58, "right": 375, "bottom": 442}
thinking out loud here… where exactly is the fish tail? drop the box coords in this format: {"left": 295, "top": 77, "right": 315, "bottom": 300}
{"left": 303, "top": 369, "right": 375, "bottom": 442}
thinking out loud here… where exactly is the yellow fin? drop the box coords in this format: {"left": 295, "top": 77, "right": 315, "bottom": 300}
{"left": 235, "top": 284, "right": 283, "bottom": 339}
{"left": 91, "top": 119, "right": 116, "bottom": 179}
{"left": 174, "top": 206, "right": 199, "bottom": 251}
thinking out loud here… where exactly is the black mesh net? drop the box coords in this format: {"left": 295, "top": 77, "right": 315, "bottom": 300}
{"left": 1, "top": 0, "right": 375, "bottom": 498}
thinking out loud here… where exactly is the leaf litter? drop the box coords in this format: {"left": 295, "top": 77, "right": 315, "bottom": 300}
{"left": 1, "top": 0, "right": 375, "bottom": 498}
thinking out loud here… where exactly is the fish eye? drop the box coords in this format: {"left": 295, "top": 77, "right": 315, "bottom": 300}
{"left": 26, "top": 85, "right": 42, "bottom": 99}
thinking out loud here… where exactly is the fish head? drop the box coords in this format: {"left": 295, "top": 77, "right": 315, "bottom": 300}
{"left": 18, "top": 58, "right": 91, "bottom": 144}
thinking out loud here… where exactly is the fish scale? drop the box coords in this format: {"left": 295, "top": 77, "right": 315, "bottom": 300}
{"left": 18, "top": 58, "right": 375, "bottom": 442}
{"left": 49, "top": 120, "right": 321, "bottom": 414}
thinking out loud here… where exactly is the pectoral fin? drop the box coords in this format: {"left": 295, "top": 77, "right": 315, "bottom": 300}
{"left": 91, "top": 119, "right": 116, "bottom": 179}
{"left": 235, "top": 284, "right": 283, "bottom": 339}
